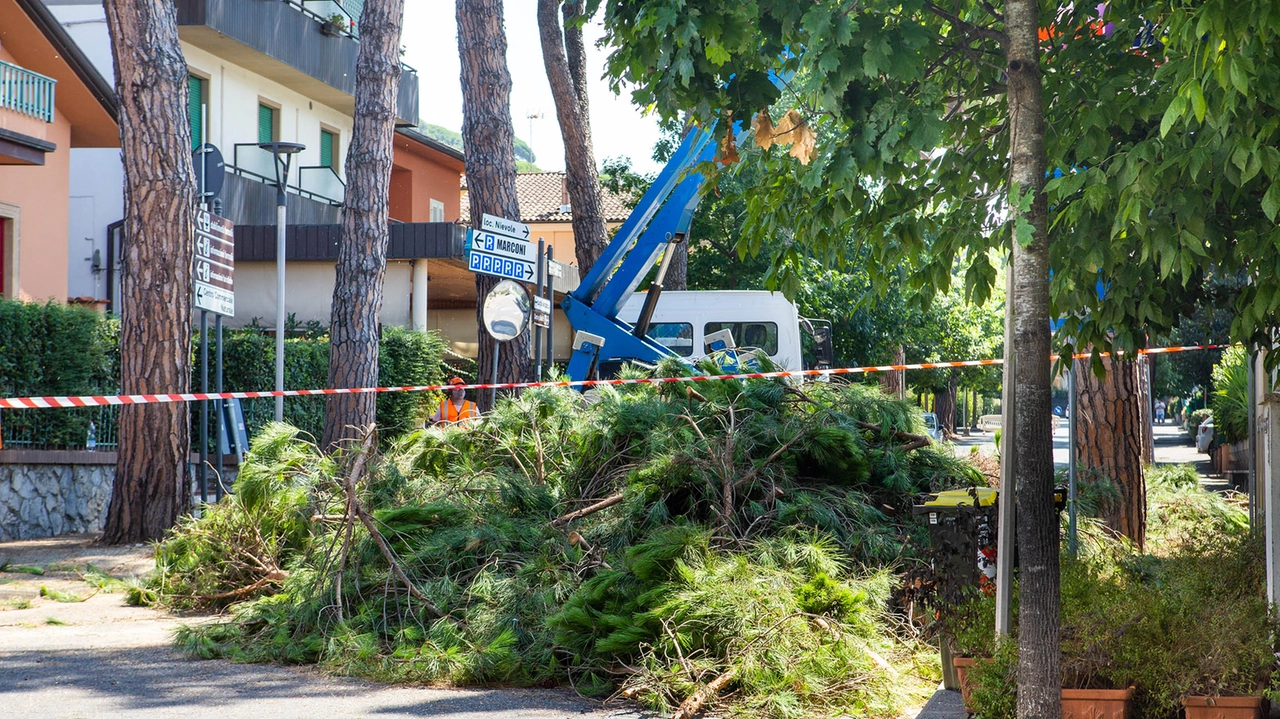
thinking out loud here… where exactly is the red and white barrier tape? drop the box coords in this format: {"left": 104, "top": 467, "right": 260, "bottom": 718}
{"left": 0, "top": 344, "right": 1228, "bottom": 410}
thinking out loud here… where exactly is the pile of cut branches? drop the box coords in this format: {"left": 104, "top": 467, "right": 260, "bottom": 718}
{"left": 142, "top": 364, "right": 981, "bottom": 718}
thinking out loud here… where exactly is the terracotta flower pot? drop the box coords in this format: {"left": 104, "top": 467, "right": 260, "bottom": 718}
{"left": 1061, "top": 687, "right": 1135, "bottom": 719}
{"left": 953, "top": 657, "right": 978, "bottom": 713}
{"left": 1183, "top": 696, "right": 1267, "bottom": 719}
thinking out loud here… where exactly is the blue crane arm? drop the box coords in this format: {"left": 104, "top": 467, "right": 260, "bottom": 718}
{"left": 563, "top": 70, "right": 790, "bottom": 382}
{"left": 571, "top": 126, "right": 716, "bottom": 305}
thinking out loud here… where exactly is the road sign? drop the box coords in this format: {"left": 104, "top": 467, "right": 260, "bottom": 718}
{"left": 472, "top": 231, "right": 536, "bottom": 263}
{"left": 481, "top": 213, "right": 530, "bottom": 240}
{"left": 468, "top": 250, "right": 535, "bottom": 282}
{"left": 194, "top": 209, "right": 234, "bottom": 316}
{"left": 533, "top": 296, "right": 551, "bottom": 328}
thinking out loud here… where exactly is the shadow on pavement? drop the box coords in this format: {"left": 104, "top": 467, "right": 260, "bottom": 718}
{"left": 0, "top": 642, "right": 640, "bottom": 718}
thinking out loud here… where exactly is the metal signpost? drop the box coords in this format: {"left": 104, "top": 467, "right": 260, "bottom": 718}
{"left": 481, "top": 279, "right": 532, "bottom": 407}
{"left": 469, "top": 214, "right": 539, "bottom": 406}
{"left": 193, "top": 208, "right": 234, "bottom": 504}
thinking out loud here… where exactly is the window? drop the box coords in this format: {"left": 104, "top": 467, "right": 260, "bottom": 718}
{"left": 188, "top": 75, "right": 206, "bottom": 149}
{"left": 257, "top": 102, "right": 278, "bottom": 144}
{"left": 429, "top": 198, "right": 445, "bottom": 222}
{"left": 703, "top": 322, "right": 779, "bottom": 356}
{"left": 319, "top": 128, "right": 337, "bottom": 168}
{"left": 647, "top": 322, "right": 693, "bottom": 357}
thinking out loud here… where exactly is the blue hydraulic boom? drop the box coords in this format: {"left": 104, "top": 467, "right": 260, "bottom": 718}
{"left": 563, "top": 74, "right": 789, "bottom": 382}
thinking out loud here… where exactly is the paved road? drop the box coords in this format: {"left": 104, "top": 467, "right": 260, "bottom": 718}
{"left": 948, "top": 422, "right": 1204, "bottom": 469}
{"left": 0, "top": 535, "right": 643, "bottom": 719}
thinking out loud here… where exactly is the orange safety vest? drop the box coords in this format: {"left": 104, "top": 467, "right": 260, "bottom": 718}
{"left": 442, "top": 399, "right": 478, "bottom": 423}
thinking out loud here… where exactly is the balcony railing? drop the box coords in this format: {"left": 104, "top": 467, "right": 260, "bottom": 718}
{"left": 0, "top": 59, "right": 56, "bottom": 123}
{"left": 231, "top": 143, "right": 346, "bottom": 206}
{"left": 297, "top": 165, "right": 346, "bottom": 204}
{"left": 298, "top": 0, "right": 360, "bottom": 38}
{"left": 280, "top": 0, "right": 417, "bottom": 76}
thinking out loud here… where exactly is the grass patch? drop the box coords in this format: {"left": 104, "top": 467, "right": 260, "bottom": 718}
{"left": 44, "top": 616, "right": 67, "bottom": 626}
{"left": 7, "top": 598, "right": 32, "bottom": 609}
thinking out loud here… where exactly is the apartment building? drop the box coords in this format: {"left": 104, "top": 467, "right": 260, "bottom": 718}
{"left": 47, "top": 0, "right": 477, "bottom": 335}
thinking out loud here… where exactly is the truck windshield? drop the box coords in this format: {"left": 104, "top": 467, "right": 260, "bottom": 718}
{"left": 704, "top": 322, "right": 778, "bottom": 355}
{"left": 647, "top": 322, "right": 694, "bottom": 356}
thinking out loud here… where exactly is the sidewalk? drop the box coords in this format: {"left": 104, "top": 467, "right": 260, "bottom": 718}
{"left": 0, "top": 534, "right": 643, "bottom": 719}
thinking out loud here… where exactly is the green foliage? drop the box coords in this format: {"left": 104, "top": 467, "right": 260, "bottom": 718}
{"left": 198, "top": 325, "right": 449, "bottom": 446}
{"left": 1187, "top": 408, "right": 1213, "bottom": 438}
{"left": 966, "top": 475, "right": 1268, "bottom": 718}
{"left": 39, "top": 586, "right": 86, "bottom": 603}
{"left": 1210, "top": 346, "right": 1250, "bottom": 444}
{"left": 146, "top": 375, "right": 978, "bottom": 717}
{"left": 418, "top": 121, "right": 536, "bottom": 165}
{"left": 0, "top": 299, "right": 118, "bottom": 448}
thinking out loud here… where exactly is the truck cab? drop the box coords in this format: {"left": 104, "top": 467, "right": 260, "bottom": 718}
{"left": 617, "top": 291, "right": 831, "bottom": 373}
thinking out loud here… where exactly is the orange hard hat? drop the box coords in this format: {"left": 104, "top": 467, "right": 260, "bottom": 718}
{"left": 449, "top": 377, "right": 465, "bottom": 386}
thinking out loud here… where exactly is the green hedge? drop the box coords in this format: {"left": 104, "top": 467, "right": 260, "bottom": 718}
{"left": 0, "top": 300, "right": 119, "bottom": 449}
{"left": 194, "top": 325, "right": 452, "bottom": 446}
{"left": 0, "top": 298, "right": 451, "bottom": 450}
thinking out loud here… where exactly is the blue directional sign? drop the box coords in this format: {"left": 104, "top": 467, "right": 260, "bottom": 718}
{"left": 468, "top": 249, "right": 535, "bottom": 282}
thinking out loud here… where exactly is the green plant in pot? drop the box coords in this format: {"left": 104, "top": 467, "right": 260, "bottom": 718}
{"left": 948, "top": 590, "right": 998, "bottom": 713}
{"left": 1161, "top": 537, "right": 1277, "bottom": 719}
{"left": 1056, "top": 555, "right": 1139, "bottom": 719}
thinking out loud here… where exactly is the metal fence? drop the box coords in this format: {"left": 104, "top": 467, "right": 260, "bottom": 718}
{"left": 0, "top": 405, "right": 119, "bottom": 452}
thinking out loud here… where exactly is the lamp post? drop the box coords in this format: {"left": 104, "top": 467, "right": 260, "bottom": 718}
{"left": 259, "top": 141, "right": 305, "bottom": 422}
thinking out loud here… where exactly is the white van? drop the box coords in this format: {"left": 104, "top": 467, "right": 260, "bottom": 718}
{"left": 618, "top": 290, "right": 829, "bottom": 372}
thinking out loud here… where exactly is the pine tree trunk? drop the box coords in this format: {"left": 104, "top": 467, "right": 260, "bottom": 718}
{"left": 537, "top": 0, "right": 608, "bottom": 274}
{"left": 1137, "top": 356, "right": 1154, "bottom": 463}
{"left": 935, "top": 372, "right": 957, "bottom": 434}
{"left": 1075, "top": 355, "right": 1147, "bottom": 549}
{"left": 1004, "top": 2, "right": 1061, "bottom": 718}
{"left": 100, "top": 0, "right": 195, "bottom": 544}
{"left": 459, "top": 0, "right": 529, "bottom": 412}
{"left": 881, "top": 345, "right": 905, "bottom": 398}
{"left": 323, "top": 0, "right": 404, "bottom": 450}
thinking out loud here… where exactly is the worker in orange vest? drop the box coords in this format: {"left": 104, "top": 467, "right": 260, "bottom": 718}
{"left": 432, "top": 377, "right": 479, "bottom": 425}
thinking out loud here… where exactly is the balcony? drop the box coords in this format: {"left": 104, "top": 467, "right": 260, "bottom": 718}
{"left": 231, "top": 143, "right": 346, "bottom": 206}
{"left": 176, "top": 0, "right": 418, "bottom": 123}
{"left": 0, "top": 59, "right": 56, "bottom": 123}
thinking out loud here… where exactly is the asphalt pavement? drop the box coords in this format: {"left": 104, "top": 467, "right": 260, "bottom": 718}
{"left": 0, "top": 535, "right": 644, "bottom": 719}
{"left": 947, "top": 421, "right": 1205, "bottom": 470}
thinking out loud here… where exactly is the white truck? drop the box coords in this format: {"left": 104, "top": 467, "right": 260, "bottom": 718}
{"left": 618, "top": 290, "right": 832, "bottom": 373}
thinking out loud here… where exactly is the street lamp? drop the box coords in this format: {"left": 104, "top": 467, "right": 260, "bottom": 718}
{"left": 259, "top": 141, "right": 305, "bottom": 422}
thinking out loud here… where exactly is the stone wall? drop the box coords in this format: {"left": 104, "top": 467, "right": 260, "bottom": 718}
{"left": 0, "top": 451, "right": 115, "bottom": 541}
{"left": 0, "top": 451, "right": 240, "bottom": 541}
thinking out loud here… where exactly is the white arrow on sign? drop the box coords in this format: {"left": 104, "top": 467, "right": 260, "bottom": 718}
{"left": 481, "top": 213, "right": 530, "bottom": 240}
{"left": 468, "top": 249, "right": 535, "bottom": 282}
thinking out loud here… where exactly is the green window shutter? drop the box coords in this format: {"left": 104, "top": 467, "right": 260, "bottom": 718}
{"left": 258, "top": 104, "right": 275, "bottom": 144}
{"left": 320, "top": 130, "right": 335, "bottom": 168}
{"left": 188, "top": 76, "right": 203, "bottom": 150}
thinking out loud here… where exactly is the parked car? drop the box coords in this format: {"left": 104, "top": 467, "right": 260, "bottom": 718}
{"left": 922, "top": 412, "right": 943, "bottom": 442}
{"left": 1196, "top": 418, "right": 1215, "bottom": 453}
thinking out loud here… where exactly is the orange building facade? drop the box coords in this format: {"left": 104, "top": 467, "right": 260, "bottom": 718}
{"left": 0, "top": 0, "right": 116, "bottom": 303}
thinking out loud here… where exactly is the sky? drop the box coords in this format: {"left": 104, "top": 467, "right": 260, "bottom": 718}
{"left": 404, "top": 1, "right": 664, "bottom": 176}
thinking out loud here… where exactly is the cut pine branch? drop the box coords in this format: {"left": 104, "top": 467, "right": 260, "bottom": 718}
{"left": 673, "top": 667, "right": 737, "bottom": 719}
{"left": 343, "top": 429, "right": 449, "bottom": 620}
{"left": 552, "top": 493, "right": 625, "bottom": 527}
